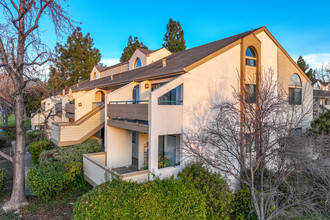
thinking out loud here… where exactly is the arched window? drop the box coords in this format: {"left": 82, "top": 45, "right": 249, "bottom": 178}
{"left": 94, "top": 72, "right": 98, "bottom": 79}
{"left": 134, "top": 58, "right": 142, "bottom": 68}
{"left": 245, "top": 47, "right": 257, "bottom": 67}
{"left": 289, "top": 73, "right": 302, "bottom": 105}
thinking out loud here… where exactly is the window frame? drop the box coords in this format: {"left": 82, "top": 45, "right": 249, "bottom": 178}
{"left": 245, "top": 47, "right": 257, "bottom": 67}
{"left": 245, "top": 84, "right": 257, "bottom": 104}
{"left": 288, "top": 73, "right": 302, "bottom": 105}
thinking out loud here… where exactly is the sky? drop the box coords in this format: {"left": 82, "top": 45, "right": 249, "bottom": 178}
{"left": 39, "top": 0, "right": 330, "bottom": 69}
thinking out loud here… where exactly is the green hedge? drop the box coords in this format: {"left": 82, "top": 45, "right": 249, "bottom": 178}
{"left": 26, "top": 129, "right": 43, "bottom": 142}
{"left": 27, "top": 162, "right": 84, "bottom": 200}
{"left": 0, "top": 136, "right": 6, "bottom": 148}
{"left": 178, "top": 163, "right": 233, "bottom": 219}
{"left": 39, "top": 140, "right": 101, "bottom": 164}
{"left": 28, "top": 138, "right": 53, "bottom": 165}
{"left": 73, "top": 177, "right": 207, "bottom": 220}
{"left": 2, "top": 126, "right": 16, "bottom": 141}
{"left": 27, "top": 140, "right": 101, "bottom": 200}
{"left": 0, "top": 168, "right": 7, "bottom": 197}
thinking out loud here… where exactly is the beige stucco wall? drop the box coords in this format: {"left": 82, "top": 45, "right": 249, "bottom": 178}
{"left": 106, "top": 126, "right": 132, "bottom": 168}
{"left": 74, "top": 89, "right": 107, "bottom": 121}
{"left": 277, "top": 48, "right": 313, "bottom": 129}
{"left": 146, "top": 48, "right": 172, "bottom": 65}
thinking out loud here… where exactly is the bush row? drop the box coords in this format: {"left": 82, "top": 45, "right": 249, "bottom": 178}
{"left": 27, "top": 140, "right": 101, "bottom": 200}
{"left": 0, "top": 168, "right": 7, "bottom": 197}
{"left": 28, "top": 138, "right": 53, "bottom": 165}
{"left": 73, "top": 164, "right": 253, "bottom": 219}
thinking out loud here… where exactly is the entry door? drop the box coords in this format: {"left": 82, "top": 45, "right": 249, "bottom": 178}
{"left": 132, "top": 131, "right": 139, "bottom": 168}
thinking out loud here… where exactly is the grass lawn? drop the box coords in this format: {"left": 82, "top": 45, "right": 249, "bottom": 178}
{"left": 0, "top": 114, "right": 31, "bottom": 127}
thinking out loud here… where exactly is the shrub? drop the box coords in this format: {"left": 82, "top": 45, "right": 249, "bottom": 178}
{"left": 178, "top": 163, "right": 233, "bottom": 219}
{"left": 232, "top": 185, "right": 256, "bottom": 220}
{"left": 28, "top": 138, "right": 53, "bottom": 165}
{"left": 26, "top": 129, "right": 43, "bottom": 142}
{"left": 0, "top": 135, "right": 6, "bottom": 148}
{"left": 27, "top": 140, "right": 101, "bottom": 200}
{"left": 27, "top": 162, "right": 67, "bottom": 200}
{"left": 39, "top": 139, "right": 101, "bottom": 164}
{"left": 0, "top": 168, "right": 8, "bottom": 197}
{"left": 2, "top": 125, "right": 16, "bottom": 141}
{"left": 311, "top": 111, "right": 330, "bottom": 135}
{"left": 73, "top": 177, "right": 207, "bottom": 219}
{"left": 27, "top": 162, "right": 85, "bottom": 200}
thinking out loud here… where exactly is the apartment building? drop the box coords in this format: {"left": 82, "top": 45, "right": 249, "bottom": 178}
{"left": 312, "top": 80, "right": 330, "bottom": 118}
{"left": 79, "top": 27, "right": 313, "bottom": 186}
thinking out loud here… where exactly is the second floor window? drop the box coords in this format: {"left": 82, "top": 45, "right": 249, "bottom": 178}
{"left": 245, "top": 84, "right": 256, "bottom": 104}
{"left": 245, "top": 47, "right": 257, "bottom": 67}
{"left": 288, "top": 73, "right": 302, "bottom": 105}
{"left": 158, "top": 85, "right": 183, "bottom": 105}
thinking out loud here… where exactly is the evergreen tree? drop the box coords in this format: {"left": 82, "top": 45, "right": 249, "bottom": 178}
{"left": 297, "top": 55, "right": 316, "bottom": 81}
{"left": 120, "top": 36, "right": 148, "bottom": 62}
{"left": 163, "top": 18, "right": 186, "bottom": 53}
{"left": 49, "top": 27, "right": 101, "bottom": 89}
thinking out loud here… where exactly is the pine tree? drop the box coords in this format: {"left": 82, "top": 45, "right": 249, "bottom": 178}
{"left": 49, "top": 27, "right": 101, "bottom": 89}
{"left": 297, "top": 55, "right": 316, "bottom": 81}
{"left": 163, "top": 18, "right": 186, "bottom": 53}
{"left": 120, "top": 36, "right": 148, "bottom": 62}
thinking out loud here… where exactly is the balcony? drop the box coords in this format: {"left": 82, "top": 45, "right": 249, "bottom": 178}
{"left": 83, "top": 152, "right": 149, "bottom": 187}
{"left": 55, "top": 102, "right": 62, "bottom": 116}
{"left": 107, "top": 101, "right": 148, "bottom": 133}
{"left": 65, "top": 103, "right": 75, "bottom": 119}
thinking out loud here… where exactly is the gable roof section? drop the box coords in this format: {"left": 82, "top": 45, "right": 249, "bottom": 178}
{"left": 138, "top": 48, "right": 154, "bottom": 55}
{"left": 95, "top": 66, "right": 107, "bottom": 72}
{"left": 70, "top": 28, "right": 260, "bottom": 92}
{"left": 254, "top": 27, "right": 312, "bottom": 83}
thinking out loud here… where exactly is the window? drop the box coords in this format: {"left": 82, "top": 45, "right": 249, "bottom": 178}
{"left": 134, "top": 58, "right": 142, "bottom": 68}
{"left": 158, "top": 135, "right": 180, "bottom": 168}
{"left": 245, "top": 47, "right": 257, "bottom": 67}
{"left": 151, "top": 83, "right": 165, "bottom": 91}
{"left": 158, "top": 85, "right": 183, "bottom": 105}
{"left": 244, "top": 133, "right": 255, "bottom": 153}
{"left": 325, "top": 99, "right": 329, "bottom": 105}
{"left": 245, "top": 84, "right": 256, "bottom": 103}
{"left": 94, "top": 72, "right": 98, "bottom": 79}
{"left": 294, "top": 128, "right": 302, "bottom": 136}
{"left": 288, "top": 73, "right": 302, "bottom": 105}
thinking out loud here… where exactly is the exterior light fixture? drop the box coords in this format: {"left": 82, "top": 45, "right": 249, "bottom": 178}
{"left": 145, "top": 84, "right": 149, "bottom": 89}
{"left": 78, "top": 103, "right": 82, "bottom": 107}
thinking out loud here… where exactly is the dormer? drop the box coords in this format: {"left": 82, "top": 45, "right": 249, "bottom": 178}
{"left": 128, "top": 47, "right": 172, "bottom": 70}
{"left": 90, "top": 66, "right": 105, "bottom": 80}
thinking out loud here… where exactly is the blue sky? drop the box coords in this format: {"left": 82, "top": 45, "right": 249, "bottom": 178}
{"left": 40, "top": 0, "right": 330, "bottom": 69}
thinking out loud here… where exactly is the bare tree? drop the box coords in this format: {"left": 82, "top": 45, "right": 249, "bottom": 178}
{"left": 183, "top": 70, "right": 329, "bottom": 219}
{"left": 0, "top": 0, "right": 73, "bottom": 210}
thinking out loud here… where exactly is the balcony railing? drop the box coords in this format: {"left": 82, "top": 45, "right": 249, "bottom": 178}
{"left": 65, "top": 103, "right": 75, "bottom": 119}
{"left": 107, "top": 100, "right": 148, "bottom": 132}
{"left": 107, "top": 101, "right": 148, "bottom": 121}
{"left": 55, "top": 103, "right": 62, "bottom": 116}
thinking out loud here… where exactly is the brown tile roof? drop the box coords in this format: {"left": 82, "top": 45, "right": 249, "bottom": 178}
{"left": 95, "top": 66, "right": 107, "bottom": 72}
{"left": 138, "top": 48, "right": 154, "bottom": 55}
{"left": 71, "top": 28, "right": 261, "bottom": 92}
{"left": 101, "top": 61, "right": 129, "bottom": 72}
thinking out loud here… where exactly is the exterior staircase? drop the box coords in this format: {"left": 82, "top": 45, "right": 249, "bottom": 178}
{"left": 51, "top": 104, "right": 105, "bottom": 147}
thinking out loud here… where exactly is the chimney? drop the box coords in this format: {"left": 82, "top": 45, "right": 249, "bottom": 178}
{"left": 162, "top": 58, "right": 166, "bottom": 67}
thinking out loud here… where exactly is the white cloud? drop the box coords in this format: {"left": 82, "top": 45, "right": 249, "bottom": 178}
{"left": 101, "top": 58, "right": 120, "bottom": 67}
{"left": 293, "top": 53, "right": 330, "bottom": 69}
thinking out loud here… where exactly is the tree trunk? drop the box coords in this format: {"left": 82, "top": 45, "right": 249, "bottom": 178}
{"left": 2, "top": 94, "right": 28, "bottom": 211}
